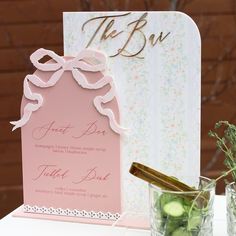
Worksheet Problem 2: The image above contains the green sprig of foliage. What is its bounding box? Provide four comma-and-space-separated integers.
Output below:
208, 121, 236, 182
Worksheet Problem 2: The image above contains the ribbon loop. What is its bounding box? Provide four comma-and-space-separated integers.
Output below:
11, 48, 126, 135
30, 48, 64, 71
73, 49, 107, 72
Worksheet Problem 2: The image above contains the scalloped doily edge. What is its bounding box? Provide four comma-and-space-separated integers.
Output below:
23, 205, 121, 221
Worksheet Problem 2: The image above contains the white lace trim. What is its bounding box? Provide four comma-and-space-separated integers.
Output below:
23, 205, 120, 220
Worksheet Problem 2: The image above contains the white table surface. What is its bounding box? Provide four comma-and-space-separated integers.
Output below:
0, 196, 227, 236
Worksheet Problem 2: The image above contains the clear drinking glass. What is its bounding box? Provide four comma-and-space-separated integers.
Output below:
149, 177, 215, 236
226, 182, 236, 236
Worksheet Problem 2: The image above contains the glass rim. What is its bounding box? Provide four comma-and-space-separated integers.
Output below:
226, 181, 236, 192
149, 176, 215, 194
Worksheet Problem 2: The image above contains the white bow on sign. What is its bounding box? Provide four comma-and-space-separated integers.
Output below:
10, 48, 126, 135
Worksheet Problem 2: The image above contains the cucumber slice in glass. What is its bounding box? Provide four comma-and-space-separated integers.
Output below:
163, 201, 185, 217
172, 227, 192, 236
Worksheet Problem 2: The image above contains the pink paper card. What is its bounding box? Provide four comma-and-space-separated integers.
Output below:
12, 49, 123, 220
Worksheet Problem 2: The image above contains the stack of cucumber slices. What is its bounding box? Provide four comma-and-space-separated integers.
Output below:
154, 192, 204, 236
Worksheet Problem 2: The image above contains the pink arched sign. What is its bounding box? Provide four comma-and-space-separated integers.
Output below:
12, 48, 123, 220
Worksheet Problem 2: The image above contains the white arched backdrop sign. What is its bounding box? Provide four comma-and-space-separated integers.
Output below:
63, 11, 201, 218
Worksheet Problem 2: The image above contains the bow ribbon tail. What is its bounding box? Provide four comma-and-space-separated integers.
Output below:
94, 96, 127, 135
72, 69, 126, 135
10, 69, 63, 130
93, 81, 127, 135
10, 102, 41, 131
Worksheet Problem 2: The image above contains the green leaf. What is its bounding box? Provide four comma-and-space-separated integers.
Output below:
209, 120, 236, 181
